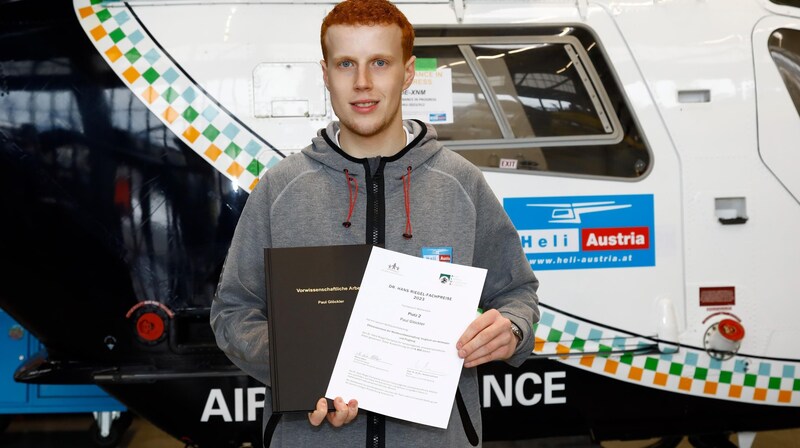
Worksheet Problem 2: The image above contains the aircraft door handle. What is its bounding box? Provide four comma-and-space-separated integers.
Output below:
718, 217, 748, 225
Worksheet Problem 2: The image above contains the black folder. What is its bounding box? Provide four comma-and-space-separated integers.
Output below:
264, 244, 373, 413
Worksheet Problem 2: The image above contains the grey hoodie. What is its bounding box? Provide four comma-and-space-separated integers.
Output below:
211, 119, 539, 447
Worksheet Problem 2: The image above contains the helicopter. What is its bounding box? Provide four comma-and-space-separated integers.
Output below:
1, 0, 800, 447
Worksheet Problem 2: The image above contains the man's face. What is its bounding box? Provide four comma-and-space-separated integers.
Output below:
322, 24, 415, 142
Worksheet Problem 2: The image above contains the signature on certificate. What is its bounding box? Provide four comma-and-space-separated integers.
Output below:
354, 351, 392, 371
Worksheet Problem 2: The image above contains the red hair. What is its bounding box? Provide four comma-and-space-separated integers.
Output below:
321, 0, 415, 62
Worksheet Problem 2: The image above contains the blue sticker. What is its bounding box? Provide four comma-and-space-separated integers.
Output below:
422, 247, 453, 263
428, 113, 447, 122
504, 194, 655, 270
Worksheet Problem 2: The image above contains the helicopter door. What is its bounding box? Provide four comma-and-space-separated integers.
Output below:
411, 13, 684, 354
753, 17, 800, 204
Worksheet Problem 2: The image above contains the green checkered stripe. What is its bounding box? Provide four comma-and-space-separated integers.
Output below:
75, 0, 280, 192
533, 308, 800, 406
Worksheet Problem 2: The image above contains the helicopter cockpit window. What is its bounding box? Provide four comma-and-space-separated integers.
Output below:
471, 43, 614, 139
768, 28, 800, 119
412, 27, 650, 179
411, 46, 503, 141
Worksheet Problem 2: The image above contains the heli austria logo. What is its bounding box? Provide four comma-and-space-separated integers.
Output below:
503, 194, 655, 271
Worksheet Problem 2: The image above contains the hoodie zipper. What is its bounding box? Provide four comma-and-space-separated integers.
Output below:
317, 123, 430, 447
363, 158, 385, 448
365, 159, 386, 247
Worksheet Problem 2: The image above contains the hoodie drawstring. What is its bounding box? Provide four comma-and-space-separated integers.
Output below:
343, 169, 358, 228
402, 166, 412, 239
343, 166, 412, 239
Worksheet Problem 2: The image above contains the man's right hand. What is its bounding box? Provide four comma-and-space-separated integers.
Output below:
308, 397, 359, 427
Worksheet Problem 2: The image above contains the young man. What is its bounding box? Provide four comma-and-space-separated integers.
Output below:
211, 0, 540, 446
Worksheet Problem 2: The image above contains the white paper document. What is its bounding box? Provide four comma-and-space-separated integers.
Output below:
326, 246, 487, 428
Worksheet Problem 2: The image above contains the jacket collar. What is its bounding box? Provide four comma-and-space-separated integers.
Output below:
303, 119, 442, 179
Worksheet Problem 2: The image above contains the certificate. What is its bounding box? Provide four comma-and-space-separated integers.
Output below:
326, 246, 487, 428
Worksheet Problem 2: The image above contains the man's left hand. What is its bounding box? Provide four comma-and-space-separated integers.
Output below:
457, 309, 518, 368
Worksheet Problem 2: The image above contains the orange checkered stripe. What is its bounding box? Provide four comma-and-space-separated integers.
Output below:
532, 309, 800, 406
75, 0, 281, 192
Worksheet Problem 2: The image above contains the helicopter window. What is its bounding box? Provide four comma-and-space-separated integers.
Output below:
409, 45, 503, 141
413, 27, 650, 179
769, 28, 800, 119
471, 43, 615, 140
